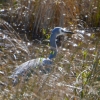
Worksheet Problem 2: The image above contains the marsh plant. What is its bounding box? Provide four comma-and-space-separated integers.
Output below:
0, 18, 100, 100
0, 0, 100, 39
0, 0, 100, 100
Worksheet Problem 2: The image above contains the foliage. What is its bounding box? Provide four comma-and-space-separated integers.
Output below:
0, 18, 100, 99
0, 0, 100, 100
0, 0, 100, 39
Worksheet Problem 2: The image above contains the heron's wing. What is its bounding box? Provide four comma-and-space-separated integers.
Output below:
9, 58, 52, 79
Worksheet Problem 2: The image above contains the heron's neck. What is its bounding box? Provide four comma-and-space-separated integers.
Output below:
48, 32, 58, 59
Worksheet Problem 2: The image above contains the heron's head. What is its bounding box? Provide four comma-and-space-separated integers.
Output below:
50, 27, 74, 47
51, 27, 74, 37
49, 27, 74, 59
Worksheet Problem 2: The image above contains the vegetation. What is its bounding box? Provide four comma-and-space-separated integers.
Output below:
0, 0, 100, 100
0, 0, 100, 38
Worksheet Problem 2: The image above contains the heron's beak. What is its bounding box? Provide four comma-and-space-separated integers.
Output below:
61, 28, 74, 34
66, 31, 74, 34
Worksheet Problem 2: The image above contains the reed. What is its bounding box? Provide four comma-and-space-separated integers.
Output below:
0, 0, 99, 38
0, 0, 100, 100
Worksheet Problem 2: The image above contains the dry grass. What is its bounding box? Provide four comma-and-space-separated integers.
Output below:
0, 0, 100, 100
0, 18, 100, 99
0, 0, 100, 39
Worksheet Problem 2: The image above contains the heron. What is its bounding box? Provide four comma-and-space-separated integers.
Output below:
9, 27, 74, 85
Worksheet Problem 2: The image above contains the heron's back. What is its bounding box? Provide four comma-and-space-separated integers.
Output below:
9, 58, 52, 85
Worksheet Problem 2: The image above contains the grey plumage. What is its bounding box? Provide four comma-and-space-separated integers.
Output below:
9, 58, 52, 85
9, 27, 74, 85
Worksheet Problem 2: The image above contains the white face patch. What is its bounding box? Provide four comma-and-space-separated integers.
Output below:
57, 28, 66, 37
